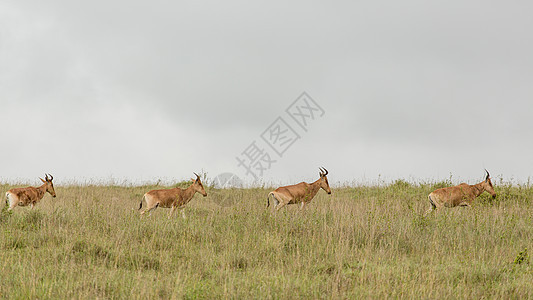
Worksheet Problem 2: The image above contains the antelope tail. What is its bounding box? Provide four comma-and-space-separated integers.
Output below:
428, 195, 436, 209
424, 194, 437, 216
267, 192, 271, 207
139, 195, 145, 210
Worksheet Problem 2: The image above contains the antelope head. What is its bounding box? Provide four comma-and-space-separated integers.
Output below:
481, 169, 496, 199
318, 167, 331, 195
192, 173, 208, 197
40, 173, 56, 198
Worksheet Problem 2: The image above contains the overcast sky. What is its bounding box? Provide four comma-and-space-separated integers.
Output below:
1, 1, 532, 186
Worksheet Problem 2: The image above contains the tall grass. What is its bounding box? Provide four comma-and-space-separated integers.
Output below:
0, 181, 532, 298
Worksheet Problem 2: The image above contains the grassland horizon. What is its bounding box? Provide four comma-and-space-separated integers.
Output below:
1, 179, 532, 298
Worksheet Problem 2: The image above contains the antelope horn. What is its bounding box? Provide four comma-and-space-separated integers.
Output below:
44, 174, 49, 181
193, 172, 200, 179
322, 167, 328, 176
484, 169, 490, 180
49, 173, 53, 181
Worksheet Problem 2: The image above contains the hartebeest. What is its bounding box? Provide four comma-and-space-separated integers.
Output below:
267, 167, 332, 211
139, 173, 207, 218
5, 174, 56, 211
425, 170, 496, 215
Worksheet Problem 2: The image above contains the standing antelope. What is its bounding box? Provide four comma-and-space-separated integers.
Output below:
4, 174, 56, 211
267, 167, 332, 211
139, 173, 207, 218
425, 170, 496, 215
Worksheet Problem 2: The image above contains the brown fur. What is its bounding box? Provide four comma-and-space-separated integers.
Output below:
5, 174, 56, 211
267, 167, 332, 211
139, 173, 207, 218
426, 170, 496, 214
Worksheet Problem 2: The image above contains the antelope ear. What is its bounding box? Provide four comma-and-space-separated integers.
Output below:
40, 178, 46, 183
191, 178, 196, 182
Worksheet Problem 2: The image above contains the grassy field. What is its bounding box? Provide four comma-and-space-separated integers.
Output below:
0, 179, 532, 299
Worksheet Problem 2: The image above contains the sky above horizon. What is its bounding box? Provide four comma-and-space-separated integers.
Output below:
1, 1, 532, 186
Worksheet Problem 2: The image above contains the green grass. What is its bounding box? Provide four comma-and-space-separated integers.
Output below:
0, 181, 532, 299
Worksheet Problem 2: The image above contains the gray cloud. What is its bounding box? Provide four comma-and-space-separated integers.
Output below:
1, 0, 532, 184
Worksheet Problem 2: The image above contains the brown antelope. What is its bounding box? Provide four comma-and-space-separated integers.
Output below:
425, 170, 496, 215
139, 173, 207, 218
267, 167, 331, 211
5, 174, 56, 211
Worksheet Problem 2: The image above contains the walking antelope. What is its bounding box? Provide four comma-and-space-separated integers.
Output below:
5, 174, 56, 211
139, 173, 207, 218
425, 170, 496, 215
267, 167, 331, 211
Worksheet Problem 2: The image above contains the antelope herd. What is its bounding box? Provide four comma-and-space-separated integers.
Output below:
2, 169, 499, 218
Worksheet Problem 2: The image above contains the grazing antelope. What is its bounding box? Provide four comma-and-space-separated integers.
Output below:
5, 174, 56, 211
425, 170, 496, 215
139, 173, 207, 218
267, 167, 332, 211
